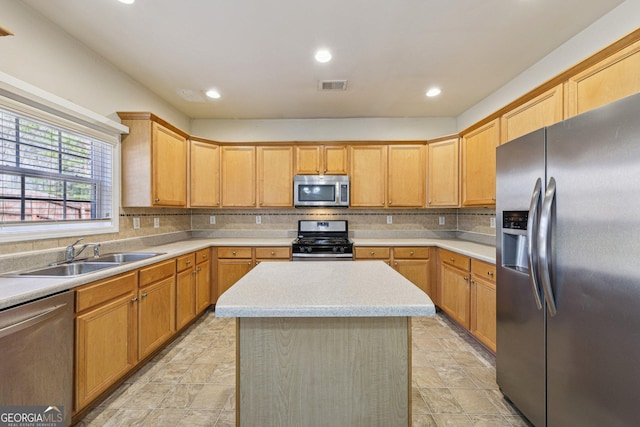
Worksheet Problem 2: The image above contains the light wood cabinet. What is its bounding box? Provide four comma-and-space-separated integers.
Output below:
189, 139, 220, 208
216, 247, 254, 298
388, 145, 426, 207
176, 253, 196, 330
439, 249, 471, 329
566, 38, 640, 118
501, 84, 564, 144
354, 246, 391, 263
255, 246, 291, 263
257, 146, 294, 207
118, 113, 188, 207
295, 145, 348, 175
349, 145, 387, 207
470, 259, 496, 351
427, 136, 459, 207
195, 248, 211, 314
461, 118, 499, 206
74, 272, 137, 412
392, 247, 433, 299
138, 260, 176, 360
221, 146, 256, 207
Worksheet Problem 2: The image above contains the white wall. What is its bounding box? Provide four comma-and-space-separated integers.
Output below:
0, 0, 190, 130
190, 117, 457, 142
457, 0, 640, 131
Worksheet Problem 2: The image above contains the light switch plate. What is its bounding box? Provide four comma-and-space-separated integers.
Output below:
256, 215, 262, 224
439, 216, 445, 225
386, 215, 392, 224
490, 217, 496, 228
154, 217, 160, 228
133, 217, 140, 229
209, 215, 216, 225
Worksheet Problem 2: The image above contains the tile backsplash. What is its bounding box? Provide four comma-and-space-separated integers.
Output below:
0, 207, 496, 256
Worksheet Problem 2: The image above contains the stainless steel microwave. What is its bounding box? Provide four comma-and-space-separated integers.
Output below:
294, 175, 349, 207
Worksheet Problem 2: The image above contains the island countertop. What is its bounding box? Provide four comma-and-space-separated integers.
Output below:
215, 260, 436, 318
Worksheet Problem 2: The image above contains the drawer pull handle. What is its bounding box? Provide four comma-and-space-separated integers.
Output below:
197, 267, 202, 272
186, 260, 191, 265
141, 292, 148, 298
131, 297, 138, 303
487, 271, 494, 276
463, 276, 469, 281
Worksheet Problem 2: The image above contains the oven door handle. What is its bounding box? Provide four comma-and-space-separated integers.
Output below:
292, 253, 353, 258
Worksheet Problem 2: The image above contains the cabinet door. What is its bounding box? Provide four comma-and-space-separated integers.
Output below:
138, 276, 176, 359
196, 258, 211, 314
388, 145, 425, 207
221, 146, 256, 207
470, 275, 496, 352
176, 267, 196, 330
75, 293, 137, 410
427, 137, 459, 207
295, 145, 321, 174
257, 146, 293, 207
566, 39, 640, 118
461, 118, 499, 206
349, 145, 387, 207
501, 84, 563, 144
217, 259, 253, 296
190, 140, 220, 207
324, 145, 348, 175
152, 122, 187, 206
394, 259, 432, 297
440, 263, 471, 329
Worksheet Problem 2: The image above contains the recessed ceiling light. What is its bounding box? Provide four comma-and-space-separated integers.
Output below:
205, 89, 221, 99
315, 49, 332, 63
426, 87, 441, 97
118, 0, 135, 4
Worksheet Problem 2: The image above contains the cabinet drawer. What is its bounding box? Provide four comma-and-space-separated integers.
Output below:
393, 247, 430, 259
440, 249, 470, 271
355, 247, 391, 260
471, 259, 496, 283
255, 247, 290, 259
196, 248, 210, 263
217, 247, 253, 259
76, 272, 137, 312
177, 253, 195, 272
139, 259, 176, 287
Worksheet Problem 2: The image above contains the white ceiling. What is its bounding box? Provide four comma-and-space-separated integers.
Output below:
22, 0, 625, 120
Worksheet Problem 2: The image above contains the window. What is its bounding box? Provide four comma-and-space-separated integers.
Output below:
0, 108, 113, 223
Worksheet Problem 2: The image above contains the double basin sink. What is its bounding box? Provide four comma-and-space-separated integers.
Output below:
13, 252, 165, 277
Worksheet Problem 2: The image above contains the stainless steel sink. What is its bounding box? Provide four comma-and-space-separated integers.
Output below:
16, 262, 121, 277
91, 252, 165, 263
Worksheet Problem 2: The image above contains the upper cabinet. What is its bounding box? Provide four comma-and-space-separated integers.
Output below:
221, 146, 256, 207
295, 144, 348, 175
257, 146, 294, 207
118, 113, 188, 207
350, 145, 387, 207
461, 118, 499, 207
566, 38, 640, 118
388, 145, 426, 208
500, 84, 563, 144
189, 139, 220, 208
427, 137, 459, 208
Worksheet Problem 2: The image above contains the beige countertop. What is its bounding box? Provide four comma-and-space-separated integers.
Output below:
0, 236, 494, 310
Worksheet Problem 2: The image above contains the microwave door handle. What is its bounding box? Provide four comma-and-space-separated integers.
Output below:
538, 177, 558, 317
336, 183, 340, 203
527, 178, 543, 310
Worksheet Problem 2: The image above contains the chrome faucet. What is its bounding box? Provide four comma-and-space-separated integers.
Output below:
64, 238, 101, 262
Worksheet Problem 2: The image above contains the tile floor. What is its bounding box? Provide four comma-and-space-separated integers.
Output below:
75, 310, 531, 427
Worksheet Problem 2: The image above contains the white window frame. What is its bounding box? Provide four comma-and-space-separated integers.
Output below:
0, 71, 127, 243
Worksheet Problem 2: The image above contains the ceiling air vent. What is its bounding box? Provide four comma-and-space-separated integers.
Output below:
318, 80, 348, 91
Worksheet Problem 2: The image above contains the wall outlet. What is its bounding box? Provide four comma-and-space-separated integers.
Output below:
256, 215, 262, 224
209, 215, 216, 225
438, 216, 445, 225
490, 217, 496, 228
154, 217, 160, 228
386, 215, 393, 224
132, 217, 140, 229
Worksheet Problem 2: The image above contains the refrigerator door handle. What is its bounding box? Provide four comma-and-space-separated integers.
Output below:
539, 177, 558, 316
527, 178, 543, 310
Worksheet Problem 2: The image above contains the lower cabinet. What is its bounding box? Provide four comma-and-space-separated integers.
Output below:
470, 259, 497, 351
176, 253, 197, 330
74, 272, 138, 412
195, 248, 211, 314
439, 250, 471, 329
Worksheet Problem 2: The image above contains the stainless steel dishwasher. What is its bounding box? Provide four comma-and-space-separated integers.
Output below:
0, 291, 73, 427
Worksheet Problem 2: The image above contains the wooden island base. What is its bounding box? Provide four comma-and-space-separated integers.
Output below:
237, 316, 412, 427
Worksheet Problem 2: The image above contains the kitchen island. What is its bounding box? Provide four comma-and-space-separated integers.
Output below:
215, 261, 435, 427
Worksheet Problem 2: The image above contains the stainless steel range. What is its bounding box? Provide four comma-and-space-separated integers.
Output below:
292, 220, 353, 261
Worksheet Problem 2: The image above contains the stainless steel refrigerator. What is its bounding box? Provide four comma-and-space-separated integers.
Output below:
496, 92, 640, 427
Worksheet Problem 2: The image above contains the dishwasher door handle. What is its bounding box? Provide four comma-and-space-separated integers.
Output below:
0, 301, 69, 339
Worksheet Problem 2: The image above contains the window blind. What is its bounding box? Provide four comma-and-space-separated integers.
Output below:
0, 107, 113, 223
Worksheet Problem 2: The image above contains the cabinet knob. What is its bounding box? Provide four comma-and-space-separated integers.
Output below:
470, 279, 475, 284
394, 262, 398, 266
488, 271, 494, 276
154, 197, 160, 202
428, 200, 432, 205
186, 259, 191, 265
323, 169, 327, 174
141, 292, 148, 298
370, 251, 375, 256
232, 251, 237, 256
247, 262, 252, 265
197, 267, 202, 272
463, 276, 469, 281
271, 251, 275, 256
410, 251, 414, 256
216, 201, 220, 206
450, 257, 455, 262
192, 270, 197, 275
131, 297, 138, 303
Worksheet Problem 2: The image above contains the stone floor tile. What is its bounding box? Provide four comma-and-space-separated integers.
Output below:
432, 413, 474, 426
140, 408, 187, 426
189, 384, 235, 410
176, 410, 220, 427
420, 388, 465, 414
160, 383, 204, 409
448, 388, 501, 414
412, 413, 438, 427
